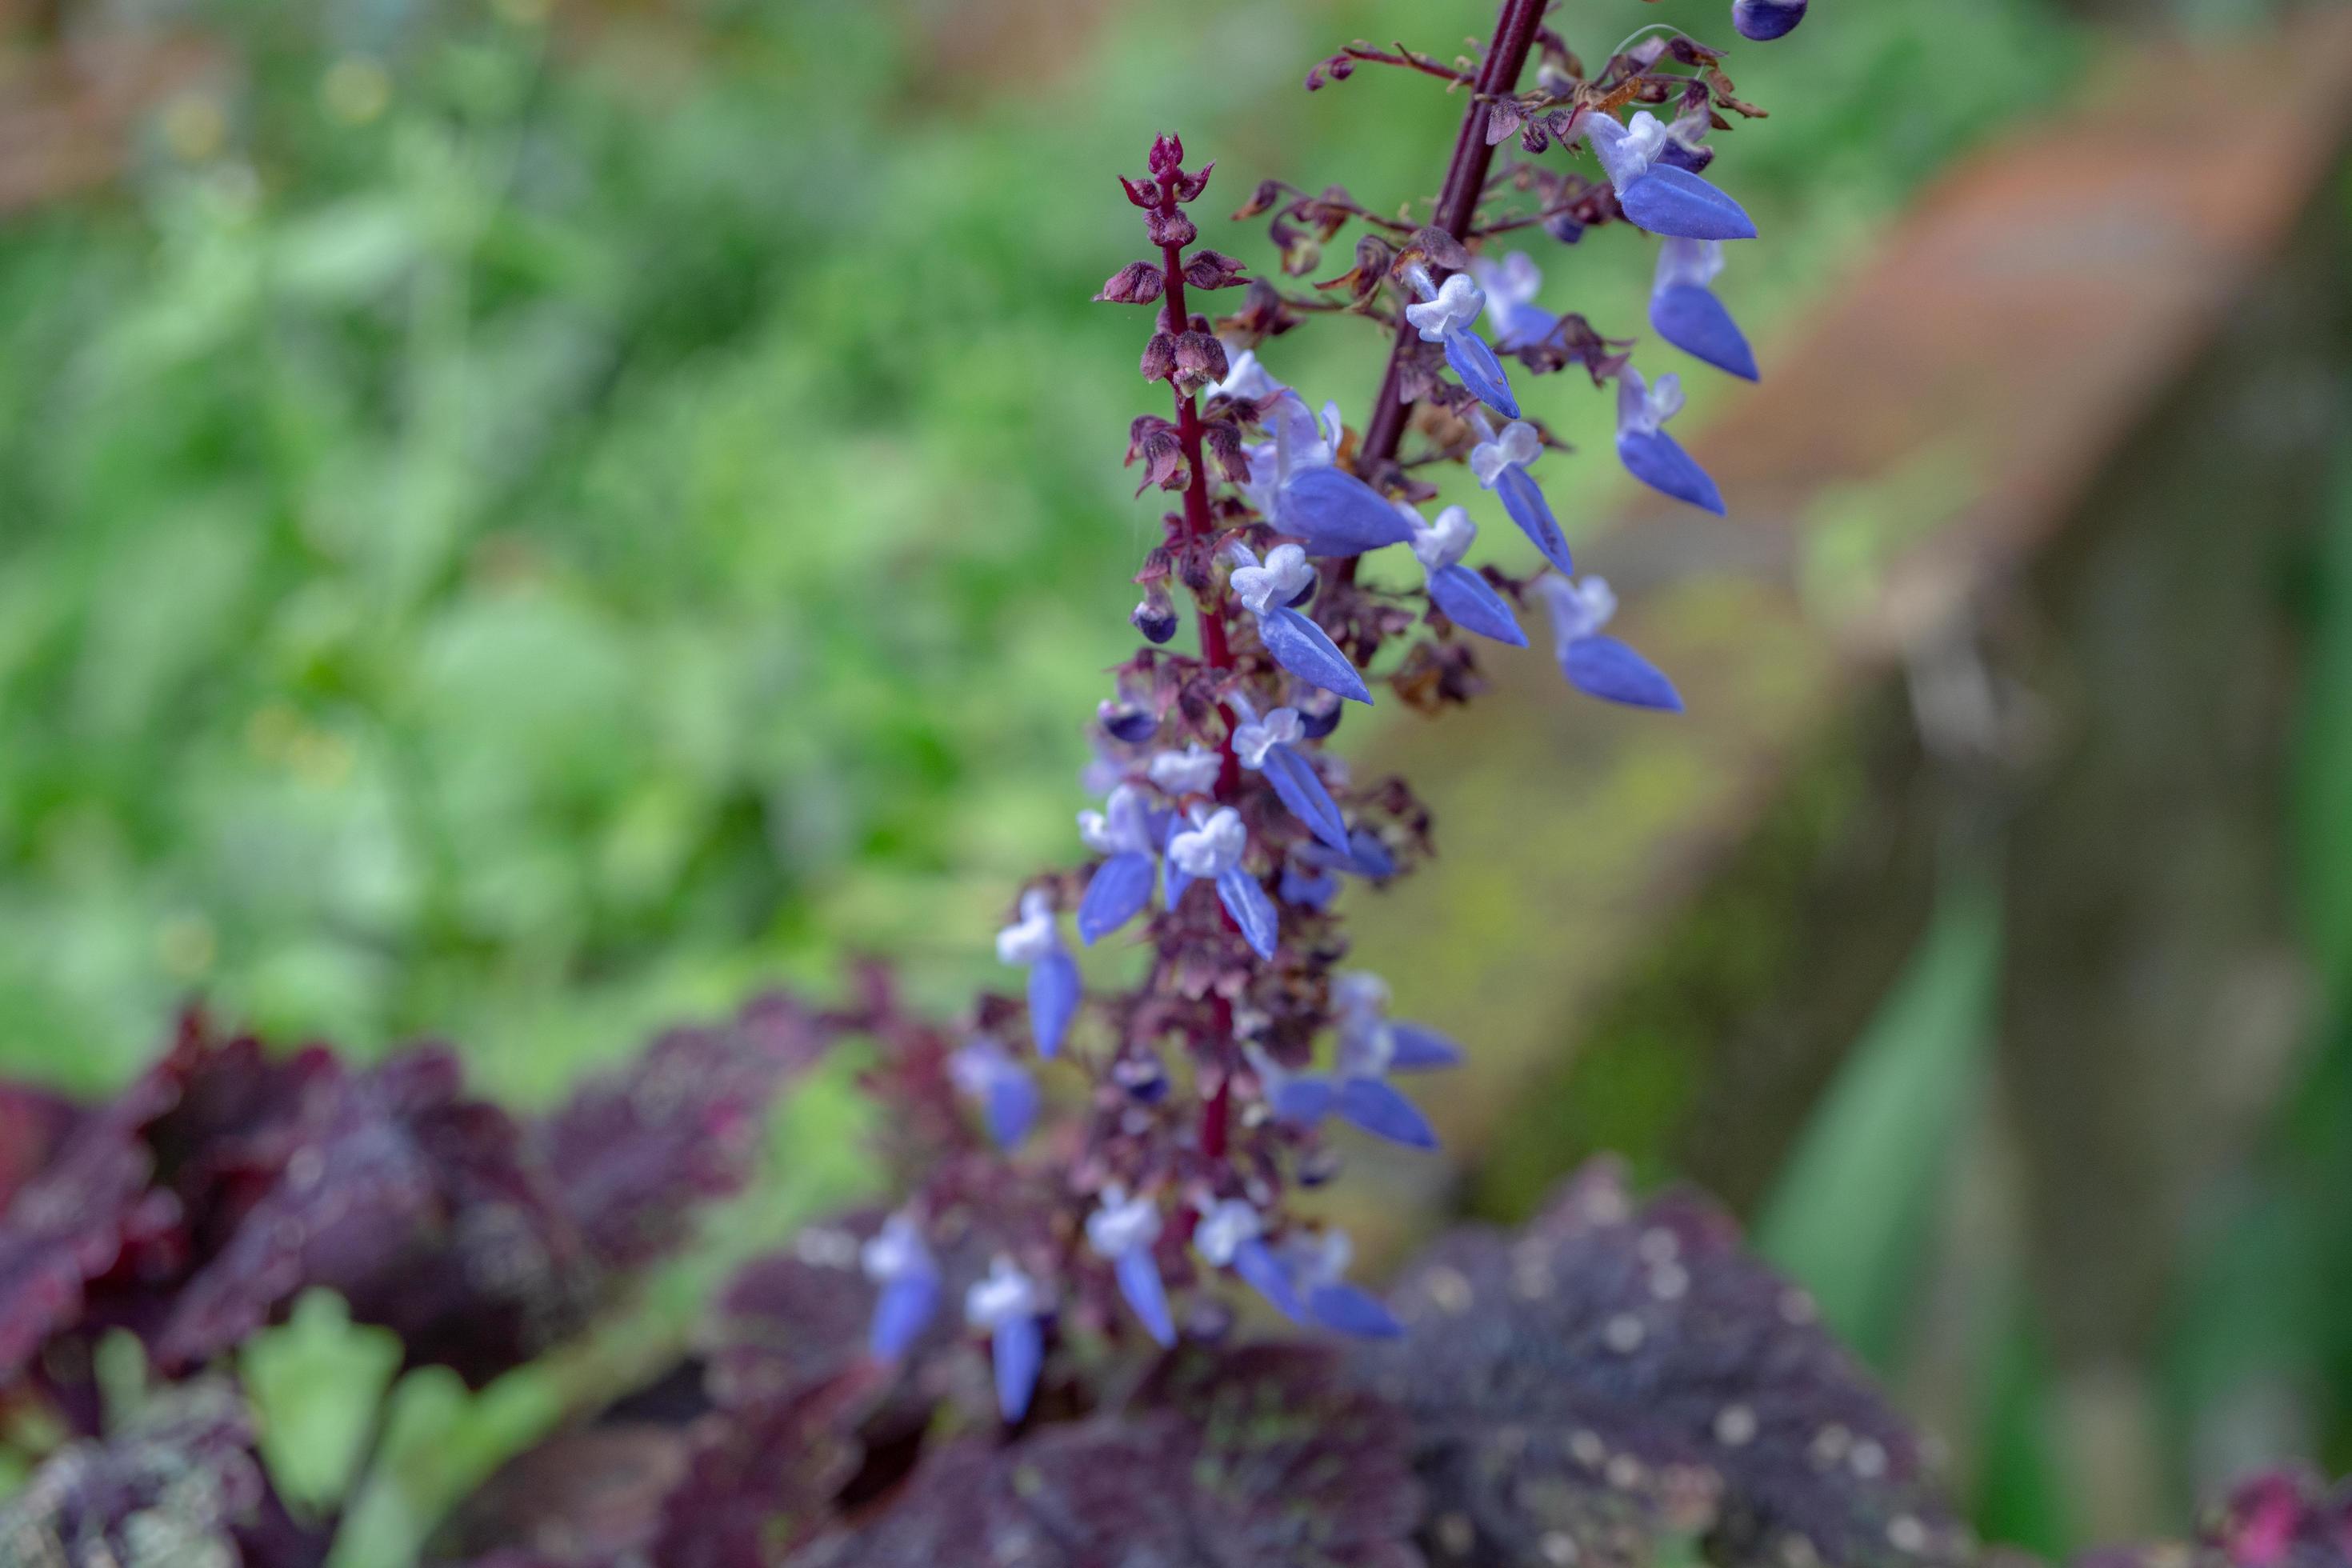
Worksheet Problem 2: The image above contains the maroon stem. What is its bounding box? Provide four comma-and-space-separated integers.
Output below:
1355, 0, 1551, 471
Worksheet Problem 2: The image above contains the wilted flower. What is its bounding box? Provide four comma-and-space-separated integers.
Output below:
1650, 238, 1758, 382
1535, 574, 1683, 711
1615, 366, 1726, 514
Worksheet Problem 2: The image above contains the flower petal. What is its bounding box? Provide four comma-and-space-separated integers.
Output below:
1215, 866, 1280, 961
1734, 0, 1808, 39
1386, 1022, 1466, 1072
1280, 466, 1418, 558
1114, 1246, 1177, 1347
1650, 283, 1758, 382
1308, 1282, 1405, 1339
1260, 606, 1373, 705
991, 1313, 1043, 1422
1233, 1237, 1305, 1322
1262, 744, 1352, 853
1428, 564, 1529, 648
1162, 815, 1196, 911
1562, 634, 1684, 711
1336, 1077, 1439, 1150
1616, 428, 1726, 515
1269, 1073, 1337, 1126
985, 1069, 1039, 1150
1078, 852, 1157, 945
1495, 466, 1574, 576
869, 1270, 939, 1362
1279, 862, 1340, 909
1618, 167, 1758, 242
1443, 326, 1520, 419
1029, 950, 1081, 1058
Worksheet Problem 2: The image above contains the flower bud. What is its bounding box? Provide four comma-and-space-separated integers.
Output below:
1094, 261, 1165, 304
1146, 209, 1198, 249
1732, 0, 1807, 39
1097, 700, 1159, 745
1132, 586, 1178, 645
1296, 690, 1343, 740
1147, 132, 1184, 180
1139, 333, 1177, 382
1173, 331, 1230, 385
1182, 250, 1248, 290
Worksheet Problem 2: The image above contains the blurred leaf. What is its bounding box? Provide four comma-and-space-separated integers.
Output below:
242, 1289, 404, 1514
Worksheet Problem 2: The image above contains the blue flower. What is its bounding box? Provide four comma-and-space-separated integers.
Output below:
996, 889, 1081, 1058
1222, 365, 1414, 558
1278, 856, 1341, 909
1230, 698, 1351, 852
1228, 542, 1371, 704
1255, 972, 1442, 1152
1583, 110, 1758, 242
1284, 1227, 1404, 1339
1403, 269, 1519, 419
1468, 414, 1574, 576
965, 1256, 1050, 1423
1734, 0, 1808, 40
1194, 1198, 1302, 1322
1146, 744, 1222, 797
1470, 251, 1558, 352
1333, 971, 1466, 1072
1615, 366, 1725, 515
1401, 502, 1526, 648
948, 1036, 1040, 1150
860, 1210, 941, 1362
1296, 825, 1397, 882
1076, 784, 1162, 945
1650, 238, 1757, 382
1170, 805, 1278, 960
1085, 1185, 1174, 1346
1535, 575, 1683, 711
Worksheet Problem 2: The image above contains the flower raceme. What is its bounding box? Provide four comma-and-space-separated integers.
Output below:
864, 8, 1786, 1415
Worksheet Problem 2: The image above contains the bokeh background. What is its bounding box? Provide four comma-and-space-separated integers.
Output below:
2, 0, 2348, 1560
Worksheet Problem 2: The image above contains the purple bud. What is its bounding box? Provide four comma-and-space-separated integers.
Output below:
1132, 588, 1178, 645
1147, 132, 1185, 179
1098, 700, 1159, 744
1733, 0, 1808, 40
1295, 691, 1342, 740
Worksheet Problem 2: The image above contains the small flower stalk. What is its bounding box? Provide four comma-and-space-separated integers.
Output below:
854, 5, 1786, 1420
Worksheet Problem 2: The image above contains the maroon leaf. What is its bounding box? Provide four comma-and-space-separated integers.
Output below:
0, 1084, 81, 1214
1354, 1160, 1965, 1568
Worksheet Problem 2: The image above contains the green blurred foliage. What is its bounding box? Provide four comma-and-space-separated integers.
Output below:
0, 0, 2077, 1098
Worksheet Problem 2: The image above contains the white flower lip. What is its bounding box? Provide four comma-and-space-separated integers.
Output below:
1229, 542, 1314, 616
1232, 707, 1304, 770
1403, 273, 1486, 343
1170, 806, 1247, 878
994, 887, 1062, 965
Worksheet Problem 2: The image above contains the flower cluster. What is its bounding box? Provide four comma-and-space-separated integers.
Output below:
854, 2, 1798, 1423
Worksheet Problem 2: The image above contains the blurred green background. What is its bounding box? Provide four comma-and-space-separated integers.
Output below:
2, 0, 2347, 1561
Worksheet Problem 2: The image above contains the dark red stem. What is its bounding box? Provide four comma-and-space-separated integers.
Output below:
1356, 0, 1551, 471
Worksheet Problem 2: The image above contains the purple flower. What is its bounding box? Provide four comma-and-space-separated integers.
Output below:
948, 1037, 1040, 1150
1535, 575, 1683, 712
1258, 972, 1442, 1152
860, 1210, 941, 1362
1077, 784, 1161, 945
1231, 698, 1352, 852
1403, 268, 1520, 419
1170, 806, 1278, 960
1085, 1185, 1174, 1346
1470, 251, 1558, 352
1583, 110, 1758, 242
1401, 502, 1526, 648
1734, 0, 1808, 40
1194, 1198, 1302, 1322
1469, 414, 1574, 576
1615, 366, 1725, 515
1650, 238, 1758, 382
1228, 542, 1371, 704
996, 890, 1081, 1057
1285, 1227, 1404, 1339
965, 1256, 1050, 1423
1224, 364, 1413, 558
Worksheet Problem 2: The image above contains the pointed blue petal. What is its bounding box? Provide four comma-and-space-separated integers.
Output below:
1442, 326, 1520, 419
1618, 167, 1758, 242
1492, 301, 1560, 354
1428, 564, 1529, 648
1232, 1238, 1304, 1322
1262, 744, 1351, 853
1345, 827, 1396, 880
1650, 283, 1758, 382
985, 1069, 1039, 1150
1269, 1074, 1337, 1126
1562, 634, 1684, 712
1114, 1246, 1177, 1347
1336, 1077, 1439, 1150
1308, 1282, 1405, 1339
1029, 950, 1081, 1058
1617, 427, 1726, 515
991, 1314, 1043, 1422
869, 1270, 939, 1362
1386, 1022, 1466, 1072
1280, 466, 1418, 558
1260, 606, 1372, 705
1078, 852, 1156, 945
1162, 815, 1195, 911
1215, 866, 1279, 961
1496, 466, 1574, 575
